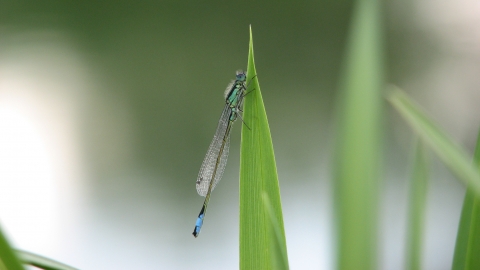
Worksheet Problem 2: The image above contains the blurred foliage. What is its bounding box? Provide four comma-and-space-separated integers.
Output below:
452, 130, 480, 270
0, 226, 23, 270
406, 141, 429, 270
334, 0, 384, 268
388, 88, 480, 196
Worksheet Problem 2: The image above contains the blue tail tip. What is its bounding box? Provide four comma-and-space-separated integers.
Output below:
193, 226, 200, 238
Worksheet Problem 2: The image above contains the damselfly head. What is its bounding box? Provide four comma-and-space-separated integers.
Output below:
235, 70, 247, 81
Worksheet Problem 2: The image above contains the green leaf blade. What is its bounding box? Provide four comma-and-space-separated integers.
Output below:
0, 226, 24, 270
387, 88, 480, 196
333, 0, 384, 269
406, 141, 429, 270
239, 26, 289, 270
452, 129, 480, 270
17, 250, 78, 270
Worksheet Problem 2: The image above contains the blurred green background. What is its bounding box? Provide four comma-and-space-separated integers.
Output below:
0, 1, 479, 269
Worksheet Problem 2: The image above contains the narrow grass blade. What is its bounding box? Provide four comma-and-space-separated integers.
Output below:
16, 250, 78, 270
406, 141, 429, 270
452, 129, 480, 270
0, 226, 24, 270
387, 88, 480, 196
239, 26, 289, 270
333, 0, 384, 269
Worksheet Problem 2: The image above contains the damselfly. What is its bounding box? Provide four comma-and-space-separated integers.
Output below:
192, 70, 248, 238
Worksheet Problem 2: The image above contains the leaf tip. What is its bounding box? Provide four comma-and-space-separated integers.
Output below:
249, 25, 253, 48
